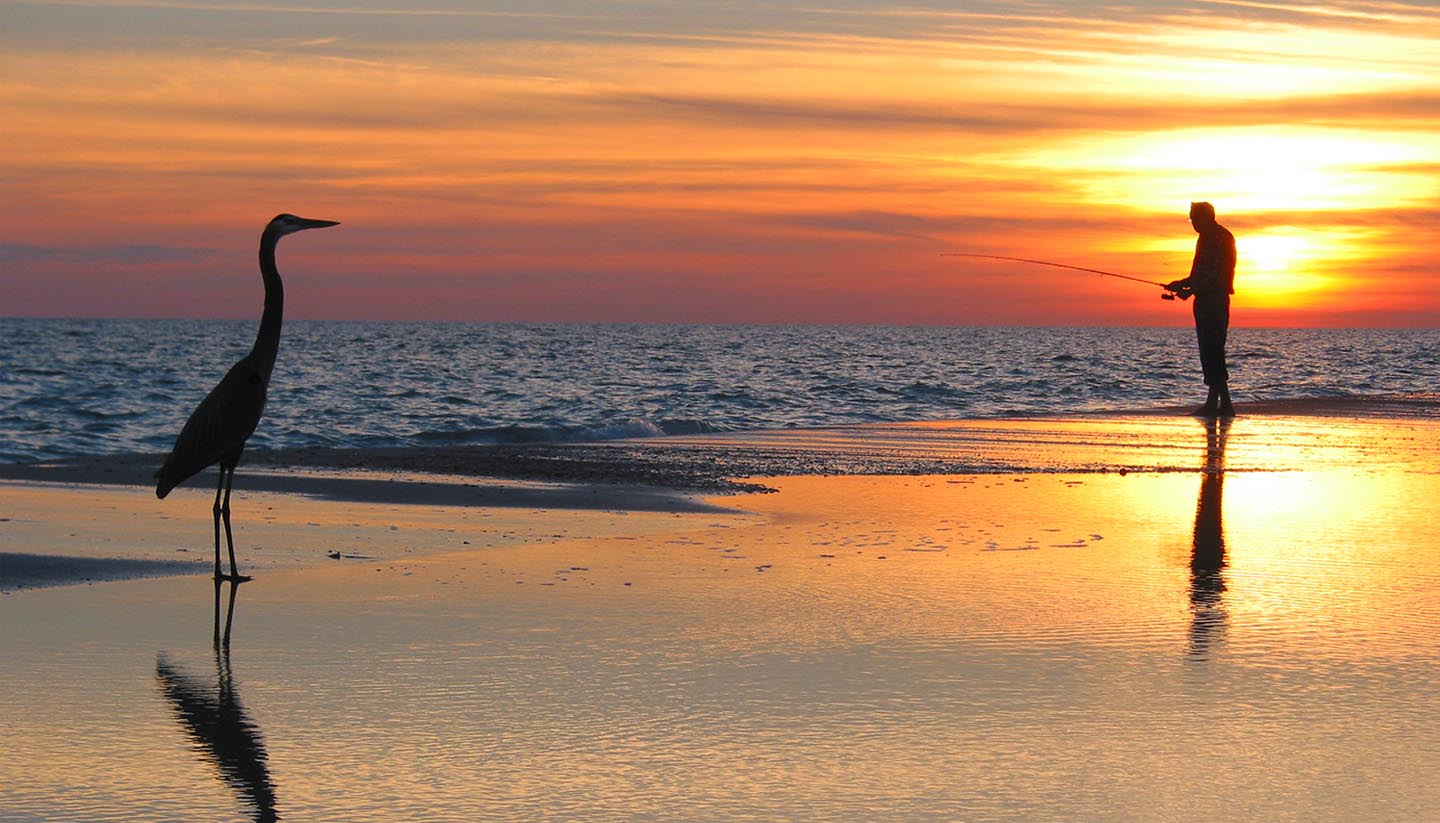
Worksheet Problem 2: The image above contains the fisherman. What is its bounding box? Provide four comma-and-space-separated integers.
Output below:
1166, 201, 1236, 417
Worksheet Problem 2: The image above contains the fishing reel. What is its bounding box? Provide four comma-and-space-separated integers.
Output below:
1161, 285, 1193, 302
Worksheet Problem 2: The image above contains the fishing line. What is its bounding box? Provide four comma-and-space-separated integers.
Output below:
940, 253, 1170, 288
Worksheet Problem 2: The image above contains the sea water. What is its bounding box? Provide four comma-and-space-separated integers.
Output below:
2, 319, 1438, 462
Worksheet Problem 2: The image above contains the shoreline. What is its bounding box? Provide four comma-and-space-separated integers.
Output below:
3, 399, 1437, 496
4, 407, 1439, 593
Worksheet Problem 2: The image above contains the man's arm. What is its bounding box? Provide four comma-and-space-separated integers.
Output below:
1167, 233, 1216, 299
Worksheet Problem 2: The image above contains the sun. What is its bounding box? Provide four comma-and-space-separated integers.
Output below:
1122, 224, 1367, 313
1236, 231, 1325, 307
1231, 225, 1403, 312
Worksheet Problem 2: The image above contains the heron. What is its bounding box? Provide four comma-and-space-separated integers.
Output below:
155, 213, 339, 582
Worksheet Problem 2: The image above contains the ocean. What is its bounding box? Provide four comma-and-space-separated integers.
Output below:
2, 318, 1437, 463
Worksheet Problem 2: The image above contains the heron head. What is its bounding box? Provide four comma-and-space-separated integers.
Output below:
267, 213, 340, 237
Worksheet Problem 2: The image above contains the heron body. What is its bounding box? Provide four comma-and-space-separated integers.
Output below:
154, 355, 269, 499
156, 213, 338, 581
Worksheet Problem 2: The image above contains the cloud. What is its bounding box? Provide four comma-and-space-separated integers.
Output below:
771, 209, 1175, 243
600, 87, 1440, 136
0, 243, 218, 265
8, 0, 1430, 56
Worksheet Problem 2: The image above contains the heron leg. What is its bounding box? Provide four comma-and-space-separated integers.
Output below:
212, 577, 223, 647
212, 578, 238, 655
219, 466, 252, 583
211, 470, 226, 580
221, 577, 238, 648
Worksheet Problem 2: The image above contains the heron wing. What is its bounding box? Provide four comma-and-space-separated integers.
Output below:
155, 357, 269, 498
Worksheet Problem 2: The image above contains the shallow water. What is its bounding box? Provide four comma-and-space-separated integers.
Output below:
3, 319, 1438, 462
3, 419, 1439, 821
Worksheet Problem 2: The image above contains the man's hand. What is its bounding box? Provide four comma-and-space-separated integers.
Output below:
1165, 279, 1194, 301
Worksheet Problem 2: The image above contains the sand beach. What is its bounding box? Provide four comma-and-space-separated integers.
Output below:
3, 408, 1440, 821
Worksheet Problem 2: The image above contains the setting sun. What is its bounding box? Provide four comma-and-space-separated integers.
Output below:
1236, 230, 1339, 308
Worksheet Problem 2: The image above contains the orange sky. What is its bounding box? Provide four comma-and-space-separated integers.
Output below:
2, 1, 1438, 326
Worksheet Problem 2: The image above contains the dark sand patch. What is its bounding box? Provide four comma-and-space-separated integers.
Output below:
0, 455, 744, 513
1, 552, 204, 591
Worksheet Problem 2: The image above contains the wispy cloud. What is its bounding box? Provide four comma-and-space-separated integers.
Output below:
0, 243, 218, 265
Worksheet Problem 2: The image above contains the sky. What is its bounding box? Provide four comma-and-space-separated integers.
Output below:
2, 0, 1439, 327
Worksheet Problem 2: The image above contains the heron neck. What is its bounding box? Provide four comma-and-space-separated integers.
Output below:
252, 234, 284, 380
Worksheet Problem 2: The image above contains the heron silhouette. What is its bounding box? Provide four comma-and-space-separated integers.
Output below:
155, 214, 339, 582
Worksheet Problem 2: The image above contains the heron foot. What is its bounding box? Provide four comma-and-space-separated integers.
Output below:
215, 572, 254, 583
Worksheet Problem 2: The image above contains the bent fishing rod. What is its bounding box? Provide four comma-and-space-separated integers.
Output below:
941, 253, 1188, 300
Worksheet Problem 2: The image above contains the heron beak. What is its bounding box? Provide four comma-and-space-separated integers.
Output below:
297, 218, 340, 230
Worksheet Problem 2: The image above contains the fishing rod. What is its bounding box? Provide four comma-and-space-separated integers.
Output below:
941, 253, 1187, 300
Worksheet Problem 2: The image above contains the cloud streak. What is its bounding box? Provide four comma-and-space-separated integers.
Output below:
0, 243, 218, 265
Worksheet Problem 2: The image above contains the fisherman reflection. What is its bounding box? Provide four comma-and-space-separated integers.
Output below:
156, 580, 278, 822
1188, 417, 1230, 660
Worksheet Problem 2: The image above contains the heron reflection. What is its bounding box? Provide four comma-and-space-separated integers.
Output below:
156, 580, 278, 822
1188, 417, 1230, 660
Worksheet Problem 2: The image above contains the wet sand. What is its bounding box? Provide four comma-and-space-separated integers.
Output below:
3, 412, 1440, 820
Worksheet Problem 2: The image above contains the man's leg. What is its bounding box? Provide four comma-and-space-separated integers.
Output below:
1194, 296, 1231, 415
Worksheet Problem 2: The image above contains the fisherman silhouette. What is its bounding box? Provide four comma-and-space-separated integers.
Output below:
1166, 202, 1236, 417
